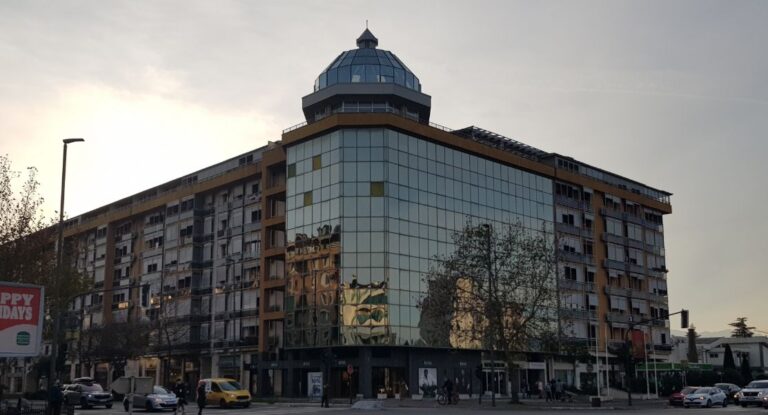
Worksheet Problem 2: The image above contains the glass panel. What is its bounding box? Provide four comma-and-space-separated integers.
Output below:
365, 65, 380, 83
351, 65, 364, 83
338, 66, 351, 83
394, 68, 405, 86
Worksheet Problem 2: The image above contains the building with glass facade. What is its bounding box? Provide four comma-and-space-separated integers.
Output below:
49, 29, 672, 399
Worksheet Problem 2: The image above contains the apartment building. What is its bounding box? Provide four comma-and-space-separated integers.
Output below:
56, 29, 672, 397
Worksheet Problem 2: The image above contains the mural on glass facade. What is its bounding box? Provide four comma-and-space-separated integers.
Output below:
285, 128, 554, 349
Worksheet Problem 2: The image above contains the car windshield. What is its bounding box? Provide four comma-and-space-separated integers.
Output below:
219, 381, 242, 391
81, 384, 103, 392
153, 386, 170, 395
681, 387, 698, 394
747, 381, 768, 389
693, 388, 710, 394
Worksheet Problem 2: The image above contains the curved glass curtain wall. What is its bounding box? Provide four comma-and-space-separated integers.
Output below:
314, 48, 421, 92
284, 128, 554, 348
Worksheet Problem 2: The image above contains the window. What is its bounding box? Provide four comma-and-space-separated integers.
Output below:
586, 269, 595, 283
627, 223, 643, 241
251, 209, 262, 223
583, 241, 593, 256
605, 218, 623, 236
564, 266, 577, 281
147, 263, 158, 273
303, 191, 313, 206
370, 182, 385, 197
251, 183, 260, 195
607, 243, 623, 261
312, 155, 322, 170
561, 214, 574, 225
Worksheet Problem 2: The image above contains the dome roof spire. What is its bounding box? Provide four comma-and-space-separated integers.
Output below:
356, 28, 378, 49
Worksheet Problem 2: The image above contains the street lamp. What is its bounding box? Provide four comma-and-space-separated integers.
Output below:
210, 284, 224, 378
49, 137, 84, 389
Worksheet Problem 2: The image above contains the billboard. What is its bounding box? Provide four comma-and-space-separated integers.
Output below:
0, 282, 45, 357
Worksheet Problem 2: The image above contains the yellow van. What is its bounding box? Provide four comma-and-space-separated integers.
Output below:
200, 378, 251, 408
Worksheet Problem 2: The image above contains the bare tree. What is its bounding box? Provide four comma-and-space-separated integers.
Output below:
687, 325, 699, 363
152, 295, 191, 385
87, 321, 151, 379
420, 221, 559, 403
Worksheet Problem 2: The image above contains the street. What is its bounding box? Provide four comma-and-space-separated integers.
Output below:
71, 402, 768, 415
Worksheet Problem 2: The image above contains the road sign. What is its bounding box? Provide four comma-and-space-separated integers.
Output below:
347, 364, 354, 375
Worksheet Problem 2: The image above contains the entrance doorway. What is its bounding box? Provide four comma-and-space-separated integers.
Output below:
371, 367, 405, 397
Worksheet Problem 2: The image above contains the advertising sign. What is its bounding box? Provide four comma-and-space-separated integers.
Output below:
307, 372, 322, 398
0, 282, 44, 357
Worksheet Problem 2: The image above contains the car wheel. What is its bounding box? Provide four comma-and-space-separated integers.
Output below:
743, 404, 748, 408
723, 399, 727, 407
80, 397, 90, 409
706, 399, 711, 408
245, 402, 251, 408
684, 404, 689, 408
220, 399, 228, 408
106, 403, 112, 409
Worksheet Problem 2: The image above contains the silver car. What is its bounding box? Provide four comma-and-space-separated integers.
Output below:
122, 386, 178, 412
683, 387, 728, 408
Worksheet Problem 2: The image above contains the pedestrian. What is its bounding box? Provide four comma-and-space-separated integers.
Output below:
48, 380, 63, 415
556, 379, 564, 401
195, 381, 207, 415
521, 380, 528, 399
544, 381, 551, 402
320, 383, 329, 408
173, 378, 188, 414
537, 380, 543, 399
442, 377, 454, 404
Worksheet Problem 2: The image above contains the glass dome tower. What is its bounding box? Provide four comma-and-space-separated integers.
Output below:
302, 29, 431, 123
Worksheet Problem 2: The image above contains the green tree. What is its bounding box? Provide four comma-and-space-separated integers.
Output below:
687, 325, 699, 363
723, 344, 736, 370
730, 317, 755, 338
420, 221, 559, 403
740, 354, 753, 383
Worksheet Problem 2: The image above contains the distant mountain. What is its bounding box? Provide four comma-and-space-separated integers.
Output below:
671, 329, 732, 338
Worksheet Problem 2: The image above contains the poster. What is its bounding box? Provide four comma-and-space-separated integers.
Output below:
418, 367, 437, 397
308, 372, 323, 398
0, 283, 44, 357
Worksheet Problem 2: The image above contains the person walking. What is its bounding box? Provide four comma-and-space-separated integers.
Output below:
320, 383, 329, 408
544, 381, 551, 402
173, 378, 188, 414
48, 380, 63, 415
195, 381, 207, 415
442, 377, 454, 404
537, 380, 543, 399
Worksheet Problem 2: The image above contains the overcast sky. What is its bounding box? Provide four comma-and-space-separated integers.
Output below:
1, 1, 766, 334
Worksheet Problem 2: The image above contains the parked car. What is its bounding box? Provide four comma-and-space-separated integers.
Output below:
737, 380, 768, 407
714, 382, 741, 403
683, 387, 727, 408
122, 385, 178, 412
63, 381, 113, 409
199, 378, 251, 408
669, 386, 700, 406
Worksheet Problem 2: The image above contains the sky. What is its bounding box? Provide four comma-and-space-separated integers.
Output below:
1, 1, 766, 334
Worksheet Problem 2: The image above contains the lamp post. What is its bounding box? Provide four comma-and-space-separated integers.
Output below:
49, 138, 84, 389
210, 285, 224, 378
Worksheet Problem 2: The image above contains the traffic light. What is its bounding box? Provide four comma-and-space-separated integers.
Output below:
681, 309, 689, 329
475, 365, 483, 379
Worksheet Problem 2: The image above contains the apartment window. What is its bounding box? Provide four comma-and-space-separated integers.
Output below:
627, 223, 643, 241
147, 263, 158, 273
303, 191, 313, 206
607, 243, 623, 261
96, 228, 107, 239
605, 218, 623, 236
179, 225, 194, 238
561, 214, 575, 225
584, 217, 593, 230
287, 163, 296, 178
661, 333, 667, 345
251, 209, 262, 223
251, 183, 260, 195
627, 248, 644, 266
312, 155, 322, 170
148, 214, 164, 225
583, 241, 593, 256
268, 258, 285, 280
166, 205, 179, 216
604, 195, 621, 210
370, 182, 385, 197
586, 270, 595, 283
582, 191, 592, 204
113, 269, 122, 279
564, 266, 577, 281
180, 199, 194, 211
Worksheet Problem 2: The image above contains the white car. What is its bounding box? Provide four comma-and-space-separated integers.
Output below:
683, 387, 727, 408
737, 380, 768, 407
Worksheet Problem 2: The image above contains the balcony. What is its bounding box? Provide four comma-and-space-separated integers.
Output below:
559, 251, 594, 265
560, 279, 594, 292
560, 308, 597, 321
555, 222, 593, 239
603, 258, 625, 271
606, 312, 631, 324
555, 195, 592, 212
605, 285, 631, 297
600, 208, 623, 220
601, 233, 625, 245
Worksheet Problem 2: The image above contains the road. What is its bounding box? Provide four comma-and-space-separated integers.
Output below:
72, 402, 768, 415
